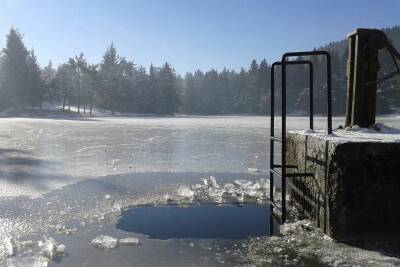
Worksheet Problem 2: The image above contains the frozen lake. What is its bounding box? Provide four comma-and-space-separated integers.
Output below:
0, 116, 276, 198
0, 115, 399, 266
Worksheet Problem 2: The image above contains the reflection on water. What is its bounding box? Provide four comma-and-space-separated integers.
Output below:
117, 204, 279, 239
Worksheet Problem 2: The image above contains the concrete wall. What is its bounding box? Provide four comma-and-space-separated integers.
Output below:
286, 132, 400, 239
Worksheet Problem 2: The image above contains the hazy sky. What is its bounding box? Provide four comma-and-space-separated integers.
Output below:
0, 0, 399, 74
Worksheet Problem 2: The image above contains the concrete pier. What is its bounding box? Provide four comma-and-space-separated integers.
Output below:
286, 128, 400, 239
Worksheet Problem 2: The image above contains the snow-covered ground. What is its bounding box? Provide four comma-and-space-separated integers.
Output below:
0, 116, 398, 266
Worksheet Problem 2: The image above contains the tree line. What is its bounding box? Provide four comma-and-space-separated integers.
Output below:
0, 28, 179, 115
0, 26, 399, 116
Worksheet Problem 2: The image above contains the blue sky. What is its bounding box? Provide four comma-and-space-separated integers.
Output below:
0, 0, 399, 74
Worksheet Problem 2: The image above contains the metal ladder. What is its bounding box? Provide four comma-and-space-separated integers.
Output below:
269, 51, 332, 230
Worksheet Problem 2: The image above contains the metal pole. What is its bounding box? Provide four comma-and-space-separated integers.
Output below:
309, 63, 314, 130
269, 63, 276, 233
281, 58, 287, 223
270, 63, 276, 202
326, 53, 332, 134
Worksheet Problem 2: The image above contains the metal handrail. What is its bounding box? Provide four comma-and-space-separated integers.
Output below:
270, 50, 332, 225
270, 60, 313, 228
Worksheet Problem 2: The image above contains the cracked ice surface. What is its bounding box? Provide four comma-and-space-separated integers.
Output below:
0, 116, 275, 198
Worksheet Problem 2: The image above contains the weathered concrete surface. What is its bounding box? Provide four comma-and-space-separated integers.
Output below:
286, 131, 400, 240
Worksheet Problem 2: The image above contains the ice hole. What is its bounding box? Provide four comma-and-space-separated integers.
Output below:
116, 204, 279, 239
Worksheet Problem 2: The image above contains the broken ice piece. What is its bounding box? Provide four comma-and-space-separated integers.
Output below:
259, 178, 270, 190
95, 213, 105, 220
164, 194, 174, 204
40, 237, 56, 259
236, 193, 245, 202
177, 185, 194, 198
55, 244, 66, 255
91, 235, 118, 249
112, 202, 122, 212
223, 183, 236, 192
233, 179, 252, 188
208, 188, 225, 203
201, 176, 219, 188
3, 237, 16, 257
247, 167, 259, 173
233, 179, 253, 190
119, 237, 140, 245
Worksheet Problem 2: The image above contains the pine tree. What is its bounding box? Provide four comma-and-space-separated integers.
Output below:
53, 63, 75, 111
246, 60, 260, 113
258, 59, 269, 114
26, 49, 44, 109
2, 28, 30, 110
41, 60, 57, 103
99, 43, 121, 114
159, 62, 179, 114
182, 72, 195, 113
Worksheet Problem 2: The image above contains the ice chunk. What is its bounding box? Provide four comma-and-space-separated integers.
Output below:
236, 193, 245, 202
40, 237, 56, 259
201, 176, 219, 189
248, 167, 259, 173
119, 237, 140, 245
223, 183, 236, 192
177, 185, 194, 198
112, 202, 123, 212
169, 177, 272, 205
164, 194, 174, 204
259, 178, 270, 190
208, 188, 225, 203
95, 213, 105, 220
2, 237, 16, 257
91, 235, 118, 249
233, 179, 253, 190
55, 244, 66, 255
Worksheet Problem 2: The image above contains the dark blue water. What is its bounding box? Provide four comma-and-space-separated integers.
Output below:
116, 204, 278, 239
